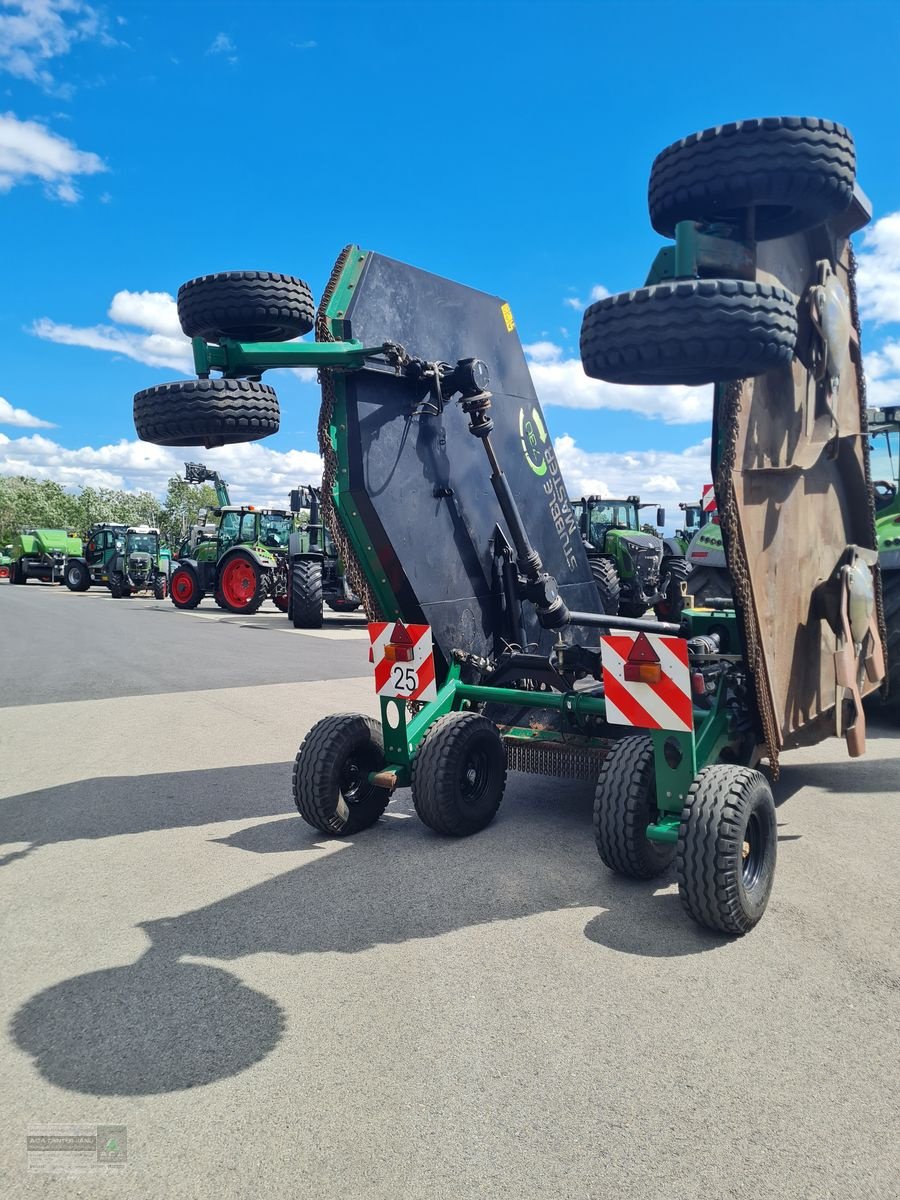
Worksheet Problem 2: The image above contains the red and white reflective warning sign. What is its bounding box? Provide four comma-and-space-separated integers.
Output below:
701, 483, 717, 513
368, 621, 438, 702
600, 631, 693, 732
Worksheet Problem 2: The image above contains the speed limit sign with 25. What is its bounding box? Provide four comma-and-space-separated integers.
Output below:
367, 621, 438, 702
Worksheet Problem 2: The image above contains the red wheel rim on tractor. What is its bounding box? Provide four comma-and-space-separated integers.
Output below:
171, 569, 196, 606
220, 556, 258, 610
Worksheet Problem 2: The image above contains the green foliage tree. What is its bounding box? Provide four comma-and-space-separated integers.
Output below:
0, 475, 164, 544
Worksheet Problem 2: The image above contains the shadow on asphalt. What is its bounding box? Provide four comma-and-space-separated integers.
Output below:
0, 763, 293, 868
774, 751, 899, 804
9, 769, 736, 1096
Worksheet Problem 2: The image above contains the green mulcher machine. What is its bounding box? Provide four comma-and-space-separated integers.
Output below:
9, 528, 81, 585
133, 116, 884, 935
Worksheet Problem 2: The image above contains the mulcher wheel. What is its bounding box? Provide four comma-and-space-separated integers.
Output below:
594, 735, 675, 879
133, 378, 279, 448
177, 271, 315, 343
656, 554, 691, 621
170, 565, 203, 609
216, 551, 264, 614
11, 559, 25, 585
649, 116, 856, 240
687, 566, 733, 607
411, 711, 507, 836
289, 560, 323, 628
590, 556, 620, 616
676, 765, 777, 935
292, 713, 391, 835
580, 279, 798, 388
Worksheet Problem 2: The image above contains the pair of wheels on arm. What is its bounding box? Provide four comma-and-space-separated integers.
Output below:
133, 270, 316, 447
292, 711, 507, 839
580, 117, 857, 387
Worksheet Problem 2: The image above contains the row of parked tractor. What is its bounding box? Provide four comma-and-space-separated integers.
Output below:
0, 462, 361, 629
3, 440, 898, 665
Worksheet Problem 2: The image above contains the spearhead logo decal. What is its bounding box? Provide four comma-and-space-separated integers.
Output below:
519, 406, 548, 476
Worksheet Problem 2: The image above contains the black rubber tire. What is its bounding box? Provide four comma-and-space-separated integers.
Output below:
882, 570, 900, 714
593, 735, 675, 879
676, 765, 777, 935
133, 379, 279, 448
411, 711, 507, 837
290, 560, 323, 629
687, 566, 733, 607
292, 713, 391, 835
170, 565, 203, 609
580, 278, 798, 387
590, 556, 620, 616
153, 575, 168, 600
177, 271, 315, 342
11, 559, 25, 585
619, 600, 650, 619
65, 561, 90, 592
656, 554, 691, 621
326, 597, 361, 613
109, 572, 125, 599
649, 116, 856, 240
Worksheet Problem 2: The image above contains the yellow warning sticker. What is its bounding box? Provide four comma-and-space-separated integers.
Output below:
500, 302, 516, 332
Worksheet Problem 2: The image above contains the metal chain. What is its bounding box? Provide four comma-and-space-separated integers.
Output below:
315, 247, 382, 621
715, 378, 781, 775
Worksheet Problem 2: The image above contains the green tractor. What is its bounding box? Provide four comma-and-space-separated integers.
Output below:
9, 528, 82, 585
286, 484, 361, 628
0, 544, 12, 583
674, 501, 711, 555
107, 525, 170, 599
169, 504, 292, 614
869, 405, 900, 712
571, 494, 688, 620
64, 522, 127, 591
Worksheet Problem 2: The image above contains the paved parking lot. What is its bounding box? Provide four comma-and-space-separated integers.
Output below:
1, 583, 898, 1198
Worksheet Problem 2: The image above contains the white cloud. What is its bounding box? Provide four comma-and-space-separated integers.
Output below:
0, 0, 108, 93
563, 284, 610, 312
0, 395, 55, 428
857, 212, 900, 326
32, 289, 194, 371
864, 338, 900, 408
207, 32, 237, 62
0, 430, 323, 505
525, 342, 712, 424
554, 434, 711, 511
0, 110, 106, 200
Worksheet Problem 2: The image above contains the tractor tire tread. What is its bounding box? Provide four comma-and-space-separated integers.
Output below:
580, 279, 797, 387
594, 735, 675, 879
177, 271, 315, 342
133, 378, 279, 447
292, 713, 390, 835
675, 764, 776, 934
290, 560, 323, 628
649, 116, 856, 238
411, 712, 507, 836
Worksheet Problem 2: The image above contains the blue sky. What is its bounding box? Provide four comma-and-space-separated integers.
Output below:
2, 0, 900, 510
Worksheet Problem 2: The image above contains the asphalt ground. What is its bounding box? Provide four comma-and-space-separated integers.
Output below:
0, 581, 898, 1199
